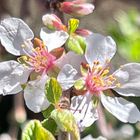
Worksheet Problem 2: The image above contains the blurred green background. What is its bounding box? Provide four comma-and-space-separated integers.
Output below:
0, 0, 140, 140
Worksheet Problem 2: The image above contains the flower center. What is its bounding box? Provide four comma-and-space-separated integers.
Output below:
18, 40, 56, 73
85, 61, 120, 93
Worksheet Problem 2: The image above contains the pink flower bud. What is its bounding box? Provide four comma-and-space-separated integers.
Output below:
60, 0, 95, 17
42, 14, 66, 30
75, 28, 92, 36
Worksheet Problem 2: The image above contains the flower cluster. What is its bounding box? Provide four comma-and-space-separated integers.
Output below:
0, 1, 140, 139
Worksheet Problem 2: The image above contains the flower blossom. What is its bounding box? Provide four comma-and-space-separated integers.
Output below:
0, 17, 69, 113
59, 0, 95, 17
70, 33, 140, 129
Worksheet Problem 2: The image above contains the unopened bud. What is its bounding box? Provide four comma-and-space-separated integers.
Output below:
60, 1, 95, 17
42, 14, 66, 30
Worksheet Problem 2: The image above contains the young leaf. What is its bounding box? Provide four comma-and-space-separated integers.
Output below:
68, 18, 79, 34
22, 120, 55, 140
45, 78, 62, 105
75, 35, 86, 53
42, 104, 55, 119
51, 109, 80, 140
42, 118, 57, 135
66, 34, 86, 55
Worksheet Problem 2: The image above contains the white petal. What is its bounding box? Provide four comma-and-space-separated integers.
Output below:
113, 63, 140, 96
24, 74, 50, 113
71, 93, 98, 130
56, 51, 86, 73
85, 33, 116, 67
0, 61, 30, 95
22, 40, 34, 56
101, 94, 140, 123
40, 27, 69, 52
0, 18, 34, 56
57, 64, 77, 90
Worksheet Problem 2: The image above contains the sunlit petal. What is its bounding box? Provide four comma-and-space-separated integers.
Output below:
71, 93, 98, 130
57, 64, 77, 90
40, 27, 69, 52
101, 94, 140, 123
113, 63, 140, 96
0, 61, 30, 95
0, 18, 34, 56
24, 74, 50, 113
85, 33, 116, 67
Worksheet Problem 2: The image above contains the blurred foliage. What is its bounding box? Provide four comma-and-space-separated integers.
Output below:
108, 9, 140, 62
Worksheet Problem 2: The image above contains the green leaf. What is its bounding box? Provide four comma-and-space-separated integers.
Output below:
45, 78, 62, 105
42, 118, 57, 135
74, 79, 85, 90
68, 18, 79, 34
51, 109, 80, 140
42, 104, 55, 119
22, 120, 55, 140
66, 35, 86, 55
75, 35, 86, 53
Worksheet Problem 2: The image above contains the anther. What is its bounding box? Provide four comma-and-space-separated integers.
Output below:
93, 60, 99, 65
101, 69, 109, 76
21, 44, 26, 48
116, 83, 121, 88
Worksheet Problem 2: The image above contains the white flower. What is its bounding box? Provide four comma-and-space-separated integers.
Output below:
0, 17, 69, 113
71, 33, 140, 129
56, 52, 98, 130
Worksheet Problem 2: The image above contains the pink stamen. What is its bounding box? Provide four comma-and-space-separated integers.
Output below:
84, 61, 119, 94
20, 42, 56, 73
